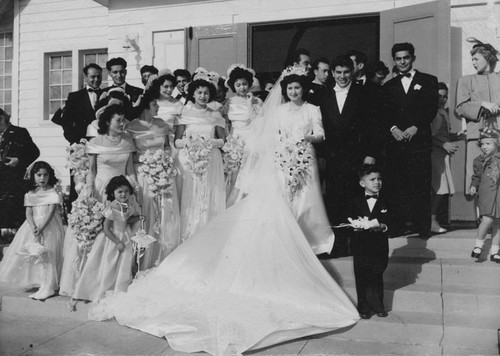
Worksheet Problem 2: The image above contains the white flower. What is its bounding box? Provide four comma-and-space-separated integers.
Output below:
414, 84, 422, 90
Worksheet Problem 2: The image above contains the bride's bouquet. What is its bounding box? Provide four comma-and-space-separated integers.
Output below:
137, 149, 177, 197
66, 139, 90, 193
222, 135, 245, 177
68, 196, 105, 252
184, 135, 213, 179
275, 136, 313, 199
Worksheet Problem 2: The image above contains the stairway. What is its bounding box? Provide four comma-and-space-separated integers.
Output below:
318, 230, 500, 356
0, 229, 499, 355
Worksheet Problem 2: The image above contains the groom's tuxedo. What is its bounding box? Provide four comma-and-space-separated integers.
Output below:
317, 83, 374, 256
383, 70, 438, 237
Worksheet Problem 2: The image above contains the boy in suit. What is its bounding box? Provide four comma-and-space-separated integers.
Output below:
348, 164, 390, 319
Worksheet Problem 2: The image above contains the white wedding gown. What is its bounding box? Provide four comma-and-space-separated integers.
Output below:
90, 77, 359, 355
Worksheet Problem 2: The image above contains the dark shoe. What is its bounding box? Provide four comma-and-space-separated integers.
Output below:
490, 253, 500, 263
376, 311, 388, 317
471, 247, 482, 258
359, 312, 373, 319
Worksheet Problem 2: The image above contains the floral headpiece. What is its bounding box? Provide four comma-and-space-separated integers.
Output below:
193, 71, 210, 82
226, 63, 256, 77
95, 98, 124, 120
479, 127, 500, 140
282, 64, 307, 78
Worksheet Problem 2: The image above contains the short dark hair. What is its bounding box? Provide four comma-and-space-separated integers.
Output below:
312, 57, 330, 70
0, 108, 10, 123
106, 57, 127, 71
331, 55, 354, 71
140, 65, 158, 75
358, 164, 382, 180
137, 89, 159, 112
186, 79, 216, 104
155, 73, 177, 90
97, 104, 125, 135
438, 82, 448, 91
280, 74, 309, 102
28, 161, 58, 192
83, 63, 103, 75
365, 60, 390, 78
346, 50, 367, 65
105, 175, 133, 202
227, 67, 254, 92
391, 42, 415, 58
173, 69, 191, 80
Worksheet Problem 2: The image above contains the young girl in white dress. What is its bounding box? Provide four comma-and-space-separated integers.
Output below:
223, 65, 263, 199
0, 161, 64, 300
174, 78, 226, 241
70, 175, 140, 302
127, 91, 181, 269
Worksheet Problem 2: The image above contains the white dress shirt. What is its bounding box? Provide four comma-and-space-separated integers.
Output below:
86, 85, 98, 109
366, 195, 377, 212
334, 82, 351, 113
401, 69, 416, 94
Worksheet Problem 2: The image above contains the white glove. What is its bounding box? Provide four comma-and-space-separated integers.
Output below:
175, 139, 187, 148
209, 138, 225, 148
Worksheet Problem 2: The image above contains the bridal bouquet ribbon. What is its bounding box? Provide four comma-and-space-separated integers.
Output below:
275, 136, 313, 199
184, 135, 213, 179
131, 217, 157, 270
17, 241, 48, 267
222, 135, 245, 178
66, 139, 90, 193
137, 149, 177, 235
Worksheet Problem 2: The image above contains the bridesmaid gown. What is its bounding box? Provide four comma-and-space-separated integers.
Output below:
176, 105, 226, 241
127, 118, 181, 269
59, 134, 136, 297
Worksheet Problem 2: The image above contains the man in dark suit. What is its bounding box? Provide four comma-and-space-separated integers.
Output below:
173, 69, 191, 104
0, 109, 40, 230
61, 63, 103, 209
62, 63, 103, 144
317, 55, 376, 256
105, 57, 143, 120
347, 50, 368, 85
383, 42, 438, 239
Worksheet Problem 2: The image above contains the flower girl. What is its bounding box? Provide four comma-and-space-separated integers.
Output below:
71, 175, 141, 302
0, 161, 64, 300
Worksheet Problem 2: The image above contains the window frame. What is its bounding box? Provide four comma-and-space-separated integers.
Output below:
79, 48, 108, 90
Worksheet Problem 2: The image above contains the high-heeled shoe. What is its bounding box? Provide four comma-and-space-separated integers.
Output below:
490, 253, 500, 263
471, 247, 482, 258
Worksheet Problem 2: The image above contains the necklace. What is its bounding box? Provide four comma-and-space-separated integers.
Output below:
104, 134, 122, 145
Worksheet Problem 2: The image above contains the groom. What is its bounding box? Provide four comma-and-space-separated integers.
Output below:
317, 55, 376, 256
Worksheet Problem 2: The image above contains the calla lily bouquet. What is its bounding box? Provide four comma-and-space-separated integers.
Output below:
222, 135, 245, 177
68, 196, 105, 251
275, 136, 313, 199
184, 135, 213, 179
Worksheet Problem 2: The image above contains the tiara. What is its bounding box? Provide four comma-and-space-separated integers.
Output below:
282, 65, 307, 78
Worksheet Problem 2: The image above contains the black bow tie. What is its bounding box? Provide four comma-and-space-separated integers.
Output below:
365, 194, 378, 200
87, 88, 99, 93
399, 72, 412, 78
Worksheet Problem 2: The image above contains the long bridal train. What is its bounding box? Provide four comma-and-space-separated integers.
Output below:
90, 188, 359, 355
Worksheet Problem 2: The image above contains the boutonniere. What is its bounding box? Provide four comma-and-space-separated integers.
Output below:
413, 84, 422, 91
380, 209, 387, 213
309, 89, 315, 94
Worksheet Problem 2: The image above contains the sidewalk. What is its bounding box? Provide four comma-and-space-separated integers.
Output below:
1, 229, 499, 356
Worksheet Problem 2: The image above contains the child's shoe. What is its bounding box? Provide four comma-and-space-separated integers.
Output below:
471, 247, 482, 258
490, 253, 500, 264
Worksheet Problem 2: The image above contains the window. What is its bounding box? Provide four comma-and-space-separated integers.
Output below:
82, 50, 108, 88
48, 53, 72, 118
0, 32, 13, 115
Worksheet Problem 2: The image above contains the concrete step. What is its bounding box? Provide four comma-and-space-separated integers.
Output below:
322, 255, 500, 287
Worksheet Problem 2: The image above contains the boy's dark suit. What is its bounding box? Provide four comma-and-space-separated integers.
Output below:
383, 70, 438, 237
348, 194, 390, 315
62, 88, 102, 144
317, 84, 375, 256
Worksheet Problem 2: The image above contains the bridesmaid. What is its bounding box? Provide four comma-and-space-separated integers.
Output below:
456, 38, 500, 192
127, 90, 181, 269
224, 65, 263, 200
174, 78, 226, 241
59, 104, 137, 301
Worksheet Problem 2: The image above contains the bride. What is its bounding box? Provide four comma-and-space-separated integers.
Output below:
90, 65, 359, 355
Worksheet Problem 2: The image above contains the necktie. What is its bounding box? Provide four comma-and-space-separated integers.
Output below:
365, 194, 378, 200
